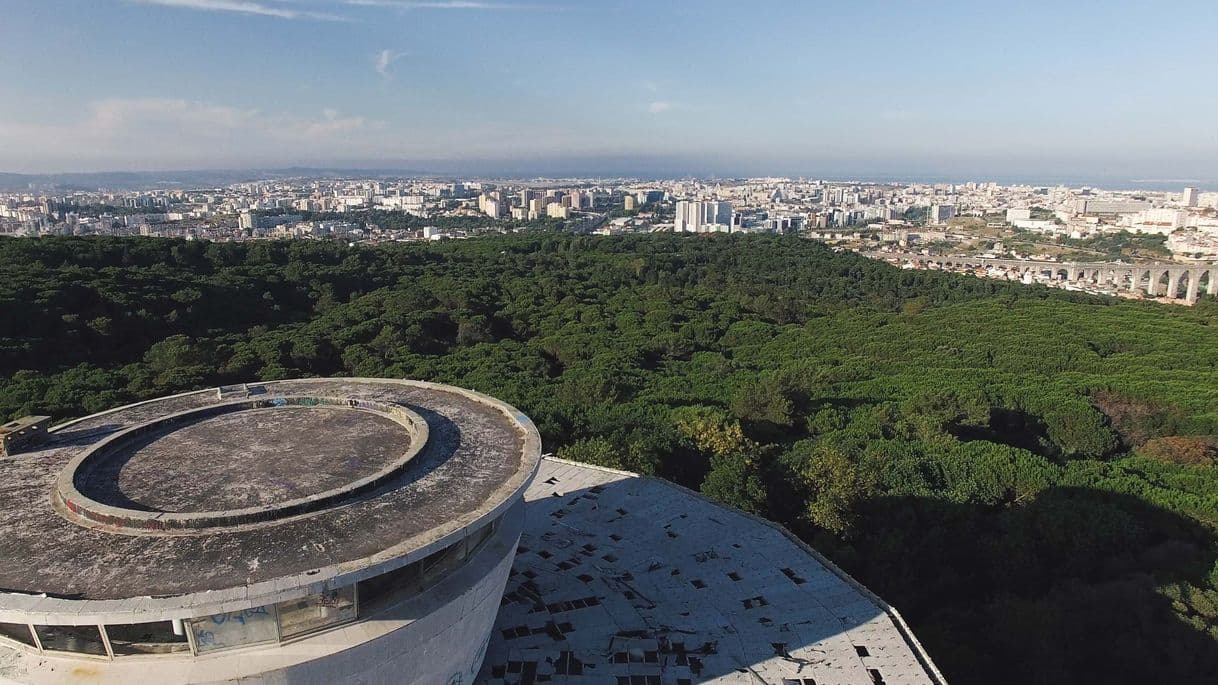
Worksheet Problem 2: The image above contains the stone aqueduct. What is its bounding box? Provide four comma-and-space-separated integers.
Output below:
875, 253, 1218, 304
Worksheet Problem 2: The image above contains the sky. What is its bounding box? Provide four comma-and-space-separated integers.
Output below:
1, 0, 1217, 181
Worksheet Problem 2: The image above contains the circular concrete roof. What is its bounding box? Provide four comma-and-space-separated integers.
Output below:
71, 403, 417, 514
0, 379, 541, 622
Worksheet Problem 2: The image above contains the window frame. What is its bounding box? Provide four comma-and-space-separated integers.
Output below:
274, 585, 360, 644
104, 619, 193, 657
0, 622, 38, 652
32, 623, 112, 660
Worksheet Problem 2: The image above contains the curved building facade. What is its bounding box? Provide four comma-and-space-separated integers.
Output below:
0, 378, 542, 685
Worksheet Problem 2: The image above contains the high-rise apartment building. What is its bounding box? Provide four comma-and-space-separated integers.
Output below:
927, 204, 956, 225
675, 199, 733, 232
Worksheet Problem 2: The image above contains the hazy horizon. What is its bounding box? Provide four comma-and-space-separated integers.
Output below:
2, 163, 1215, 194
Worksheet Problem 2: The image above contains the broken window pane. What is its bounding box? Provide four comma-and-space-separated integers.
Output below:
276, 586, 357, 640
107, 621, 190, 655
33, 625, 107, 656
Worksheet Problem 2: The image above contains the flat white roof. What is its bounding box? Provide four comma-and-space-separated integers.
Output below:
478, 458, 944, 685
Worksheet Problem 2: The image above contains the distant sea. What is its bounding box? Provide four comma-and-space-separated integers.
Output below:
2, 167, 1214, 194
795, 175, 1217, 194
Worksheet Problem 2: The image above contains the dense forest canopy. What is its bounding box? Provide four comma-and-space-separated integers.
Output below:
3, 233, 1218, 684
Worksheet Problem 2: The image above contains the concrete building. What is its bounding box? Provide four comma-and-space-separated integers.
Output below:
675, 200, 733, 233
637, 190, 664, 205
239, 213, 303, 233
768, 215, 803, 233
1073, 199, 1151, 215
0, 379, 541, 684
1123, 208, 1185, 235
1184, 187, 1199, 208
927, 204, 955, 225
674, 200, 696, 231
0, 379, 945, 685
484, 198, 505, 219
1011, 218, 1061, 233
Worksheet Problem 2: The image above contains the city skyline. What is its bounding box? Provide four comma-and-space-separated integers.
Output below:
3, 0, 1218, 178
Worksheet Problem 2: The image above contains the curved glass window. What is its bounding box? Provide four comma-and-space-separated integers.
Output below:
106, 621, 190, 655
189, 608, 278, 654
34, 624, 108, 657
467, 518, 496, 550
276, 586, 357, 640
356, 558, 422, 616
421, 538, 469, 587
358, 516, 499, 618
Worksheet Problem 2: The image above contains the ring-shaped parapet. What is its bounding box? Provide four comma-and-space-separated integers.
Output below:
53, 396, 429, 533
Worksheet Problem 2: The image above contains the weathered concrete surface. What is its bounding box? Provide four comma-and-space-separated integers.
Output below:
0, 379, 536, 603
80, 406, 412, 512
478, 458, 947, 685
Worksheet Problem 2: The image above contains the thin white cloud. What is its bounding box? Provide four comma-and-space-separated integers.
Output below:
345, 0, 556, 10
375, 49, 406, 78
648, 101, 673, 114
128, 0, 555, 19
129, 0, 348, 21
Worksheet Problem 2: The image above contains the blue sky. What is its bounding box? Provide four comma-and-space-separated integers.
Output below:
1, 0, 1217, 179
